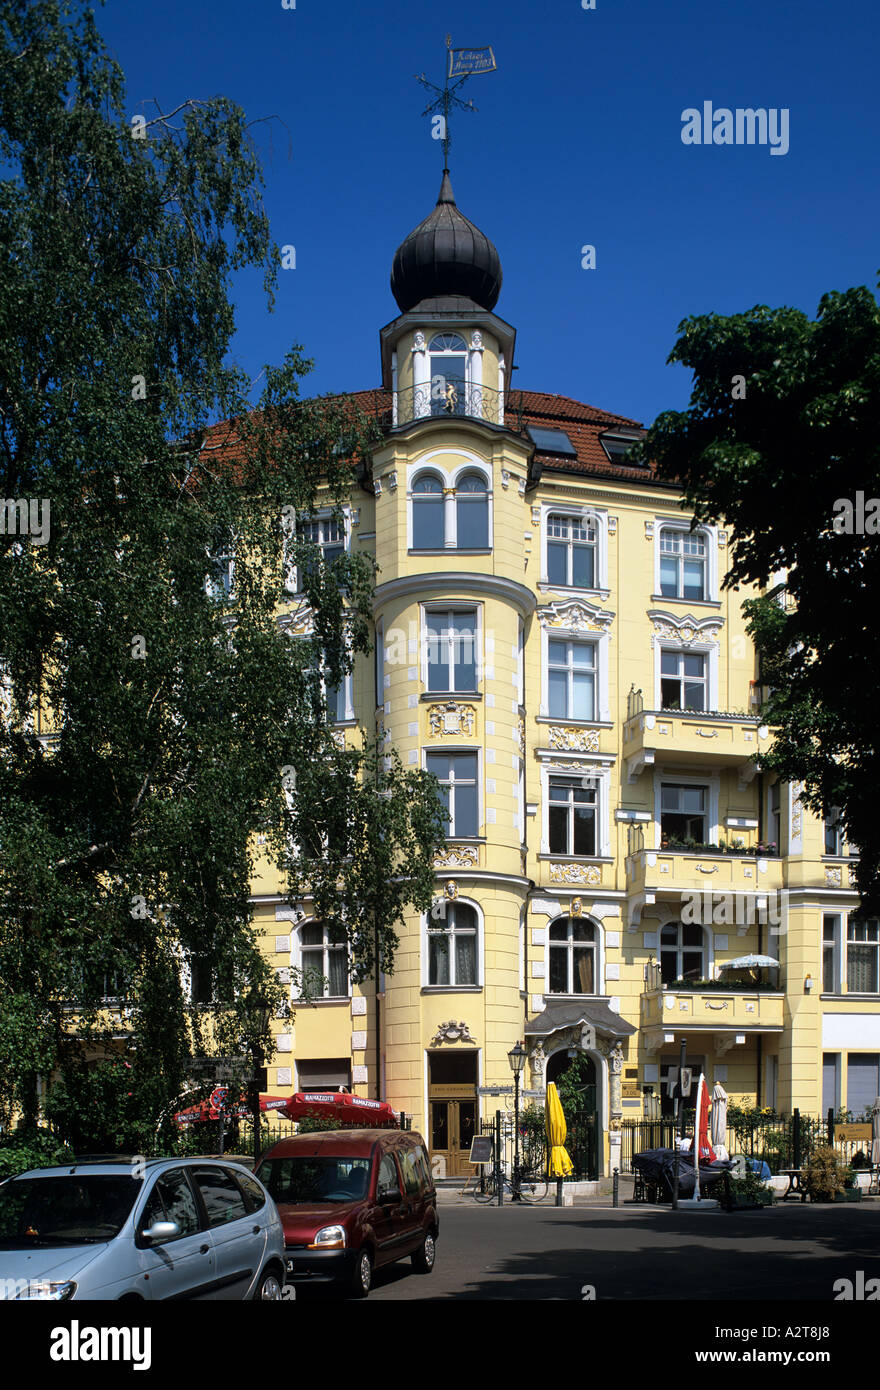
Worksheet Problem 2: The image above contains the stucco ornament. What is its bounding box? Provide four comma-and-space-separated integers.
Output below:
431, 1020, 476, 1045
428, 701, 476, 737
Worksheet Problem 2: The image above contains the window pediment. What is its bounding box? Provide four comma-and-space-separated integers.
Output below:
537, 598, 614, 634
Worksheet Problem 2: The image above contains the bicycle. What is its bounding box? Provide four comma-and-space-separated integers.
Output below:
472, 1163, 550, 1204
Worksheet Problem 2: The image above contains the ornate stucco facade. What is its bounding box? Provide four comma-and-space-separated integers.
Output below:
250, 172, 876, 1176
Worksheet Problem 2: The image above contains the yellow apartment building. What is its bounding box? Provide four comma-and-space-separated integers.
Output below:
249, 170, 878, 1176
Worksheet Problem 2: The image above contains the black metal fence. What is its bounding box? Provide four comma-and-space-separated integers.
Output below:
620, 1110, 838, 1176
479, 1107, 600, 1182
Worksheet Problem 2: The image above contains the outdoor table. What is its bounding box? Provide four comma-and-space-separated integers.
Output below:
779, 1167, 808, 1202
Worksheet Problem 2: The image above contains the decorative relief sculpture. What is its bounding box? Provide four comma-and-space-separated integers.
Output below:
549, 863, 601, 885
790, 783, 804, 841
517, 716, 526, 756
547, 726, 600, 753
538, 599, 614, 634
444, 880, 459, 899
412, 331, 426, 351
428, 701, 476, 737
434, 846, 479, 869
648, 611, 723, 644
825, 866, 842, 887
431, 1020, 476, 1046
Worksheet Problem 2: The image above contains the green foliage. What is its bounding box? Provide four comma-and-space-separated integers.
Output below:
638, 284, 880, 912
295, 1115, 346, 1135
554, 1053, 595, 1118
726, 1167, 773, 1206
0, 0, 445, 1147
0, 1128, 73, 1180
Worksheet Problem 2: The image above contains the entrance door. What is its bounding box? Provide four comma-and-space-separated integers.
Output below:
428, 1052, 479, 1178
430, 1098, 477, 1177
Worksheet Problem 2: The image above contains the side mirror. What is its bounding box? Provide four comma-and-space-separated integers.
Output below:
141, 1220, 180, 1243
379, 1187, 402, 1206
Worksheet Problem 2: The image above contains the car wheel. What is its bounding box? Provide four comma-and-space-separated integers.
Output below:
350, 1248, 372, 1299
411, 1230, 436, 1273
255, 1268, 285, 1301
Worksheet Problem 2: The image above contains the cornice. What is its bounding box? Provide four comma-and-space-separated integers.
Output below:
373, 572, 537, 617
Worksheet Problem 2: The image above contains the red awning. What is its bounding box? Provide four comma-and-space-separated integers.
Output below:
174, 1094, 291, 1126
280, 1092, 398, 1126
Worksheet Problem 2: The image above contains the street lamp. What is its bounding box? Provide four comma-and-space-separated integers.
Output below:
508, 1041, 527, 1202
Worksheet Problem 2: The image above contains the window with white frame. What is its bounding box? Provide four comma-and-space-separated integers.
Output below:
206, 528, 235, 600
425, 609, 478, 693
429, 333, 467, 415
660, 922, 705, 983
427, 901, 479, 986
847, 1054, 880, 1116
824, 806, 845, 855
298, 922, 348, 998
769, 780, 782, 851
823, 915, 841, 993
549, 917, 596, 994
548, 776, 597, 856
822, 915, 878, 994
455, 473, 489, 548
660, 783, 708, 843
659, 527, 707, 601
410, 468, 491, 550
425, 751, 479, 838
546, 513, 597, 589
284, 512, 347, 593
847, 919, 880, 993
547, 639, 596, 721
660, 649, 707, 711
412, 474, 445, 550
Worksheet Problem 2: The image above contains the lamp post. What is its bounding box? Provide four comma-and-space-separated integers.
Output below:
508, 1041, 527, 1202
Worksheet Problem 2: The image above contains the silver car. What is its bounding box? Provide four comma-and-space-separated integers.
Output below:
0, 1156, 287, 1300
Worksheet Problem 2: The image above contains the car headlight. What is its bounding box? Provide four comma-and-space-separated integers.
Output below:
14, 1280, 77, 1301
308, 1225, 346, 1249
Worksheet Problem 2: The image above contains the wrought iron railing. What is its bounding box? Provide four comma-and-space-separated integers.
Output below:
368, 384, 528, 434
626, 823, 645, 856
626, 685, 644, 719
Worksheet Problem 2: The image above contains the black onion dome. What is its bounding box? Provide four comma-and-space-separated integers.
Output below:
390, 170, 502, 313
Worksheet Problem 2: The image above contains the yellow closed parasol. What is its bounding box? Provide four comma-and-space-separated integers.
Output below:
545, 1081, 573, 1177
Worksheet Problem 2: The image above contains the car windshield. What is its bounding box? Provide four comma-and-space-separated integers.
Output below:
259, 1157, 371, 1204
0, 1174, 141, 1248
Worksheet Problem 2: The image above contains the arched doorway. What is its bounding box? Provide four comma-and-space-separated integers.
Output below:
545, 1048, 600, 1180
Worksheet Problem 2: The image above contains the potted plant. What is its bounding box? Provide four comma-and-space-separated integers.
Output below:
803, 1145, 860, 1202
721, 1166, 774, 1210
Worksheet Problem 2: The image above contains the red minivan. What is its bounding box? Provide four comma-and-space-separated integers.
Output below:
255, 1129, 438, 1298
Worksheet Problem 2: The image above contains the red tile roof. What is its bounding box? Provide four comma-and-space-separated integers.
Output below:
199, 388, 666, 488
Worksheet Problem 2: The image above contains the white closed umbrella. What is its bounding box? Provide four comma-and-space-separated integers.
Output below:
711, 1082, 729, 1159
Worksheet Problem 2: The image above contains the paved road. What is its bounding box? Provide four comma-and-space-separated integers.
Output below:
297, 1202, 880, 1301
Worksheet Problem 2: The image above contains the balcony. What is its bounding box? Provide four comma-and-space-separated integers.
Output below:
373, 384, 527, 433
623, 701, 770, 782
625, 833, 784, 928
641, 973, 784, 1049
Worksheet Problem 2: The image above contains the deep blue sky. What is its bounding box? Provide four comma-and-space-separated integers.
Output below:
98, 0, 879, 427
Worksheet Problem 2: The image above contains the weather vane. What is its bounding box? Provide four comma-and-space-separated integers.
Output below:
415, 35, 497, 170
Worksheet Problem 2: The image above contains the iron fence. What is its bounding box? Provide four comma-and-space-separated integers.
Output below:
621, 1109, 848, 1176
478, 1106, 599, 1182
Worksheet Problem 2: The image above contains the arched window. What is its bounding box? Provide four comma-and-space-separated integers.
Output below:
299, 922, 348, 998
660, 922, 705, 984
427, 901, 479, 986
455, 472, 489, 549
547, 513, 597, 589
429, 334, 467, 417
549, 918, 596, 994
659, 527, 707, 600
412, 473, 445, 550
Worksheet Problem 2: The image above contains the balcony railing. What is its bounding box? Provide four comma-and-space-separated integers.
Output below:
370, 384, 527, 433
